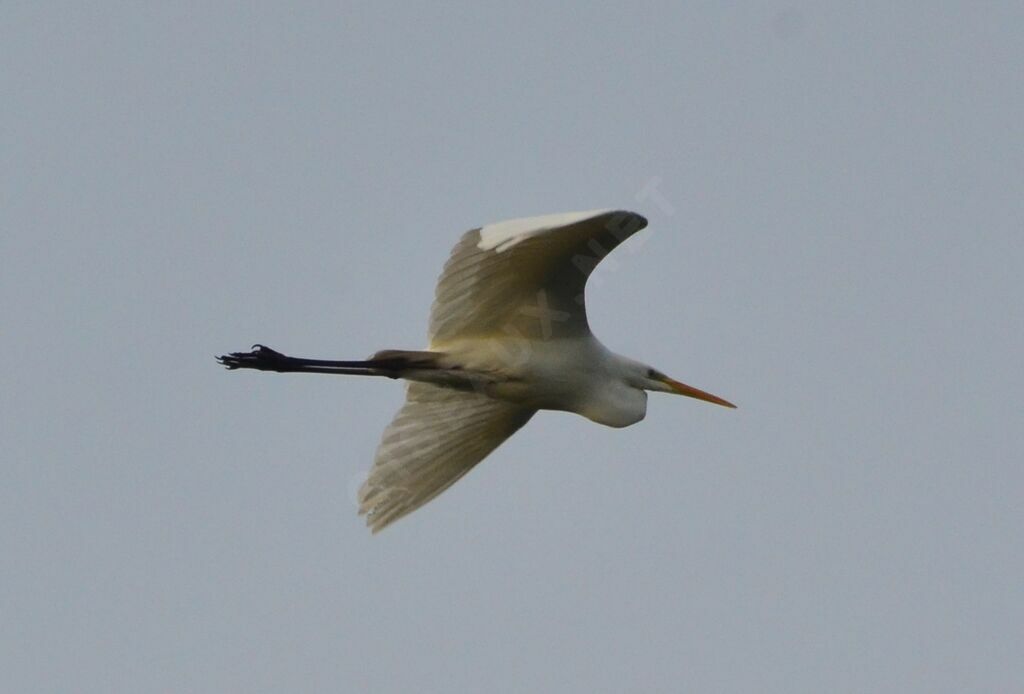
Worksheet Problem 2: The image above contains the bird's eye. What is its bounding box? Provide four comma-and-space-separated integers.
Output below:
647, 368, 657, 379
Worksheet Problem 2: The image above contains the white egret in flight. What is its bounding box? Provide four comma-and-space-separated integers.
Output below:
218, 209, 734, 532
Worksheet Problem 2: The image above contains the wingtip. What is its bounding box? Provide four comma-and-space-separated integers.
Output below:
604, 209, 648, 235
619, 209, 648, 228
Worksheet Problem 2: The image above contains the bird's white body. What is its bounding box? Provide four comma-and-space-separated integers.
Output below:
354, 209, 733, 530
412, 334, 649, 428
221, 209, 733, 532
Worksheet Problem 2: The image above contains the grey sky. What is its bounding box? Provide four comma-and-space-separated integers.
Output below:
3, 3, 1022, 692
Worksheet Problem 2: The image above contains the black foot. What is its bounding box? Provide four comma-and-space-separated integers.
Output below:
216, 344, 289, 371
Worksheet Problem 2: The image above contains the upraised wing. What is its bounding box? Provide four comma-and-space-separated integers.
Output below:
358, 382, 535, 532
428, 209, 648, 346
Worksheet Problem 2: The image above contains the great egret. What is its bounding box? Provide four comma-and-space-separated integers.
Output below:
218, 209, 734, 532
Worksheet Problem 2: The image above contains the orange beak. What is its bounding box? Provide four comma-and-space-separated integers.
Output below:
661, 376, 736, 409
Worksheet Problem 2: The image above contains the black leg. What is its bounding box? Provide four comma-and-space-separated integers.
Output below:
216, 344, 387, 376
216, 344, 294, 371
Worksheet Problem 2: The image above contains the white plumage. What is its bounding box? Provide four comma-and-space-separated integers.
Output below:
358, 383, 534, 531
429, 209, 642, 343
219, 209, 734, 532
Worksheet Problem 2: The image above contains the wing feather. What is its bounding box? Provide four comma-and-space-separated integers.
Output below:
358, 382, 535, 532
428, 209, 647, 345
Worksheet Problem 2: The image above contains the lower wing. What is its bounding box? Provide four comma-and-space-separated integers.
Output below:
358, 382, 535, 532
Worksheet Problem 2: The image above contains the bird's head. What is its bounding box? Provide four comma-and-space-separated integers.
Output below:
630, 361, 736, 409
